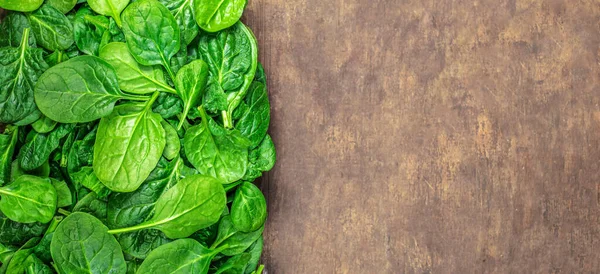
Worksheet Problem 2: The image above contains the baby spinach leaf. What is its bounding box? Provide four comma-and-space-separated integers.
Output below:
174, 59, 208, 129
5, 247, 51, 274
28, 5, 75, 51
35, 56, 145, 123
43, 50, 69, 67
244, 236, 263, 274
230, 182, 267, 232
93, 102, 166, 192
46, 0, 78, 14
0, 0, 43, 12
162, 121, 180, 160
184, 112, 249, 184
121, 0, 180, 80
243, 134, 276, 181
153, 92, 183, 119
136, 238, 223, 274
0, 126, 18, 185
72, 192, 107, 221
108, 174, 226, 239
87, 0, 129, 27
107, 157, 182, 229
0, 243, 15, 264
254, 62, 266, 84
99, 42, 176, 94
197, 22, 257, 127
70, 166, 111, 198
192, 0, 247, 33
31, 115, 57, 134
11, 159, 50, 181
159, 0, 198, 45
18, 123, 75, 171
211, 215, 263, 256
0, 213, 47, 246
235, 82, 270, 148
117, 229, 171, 259
0, 175, 57, 223
0, 28, 48, 124
214, 253, 252, 274
73, 6, 110, 56
0, 12, 37, 47
50, 212, 126, 274
50, 179, 72, 208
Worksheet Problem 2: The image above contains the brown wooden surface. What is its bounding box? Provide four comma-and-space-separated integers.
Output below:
243, 0, 600, 273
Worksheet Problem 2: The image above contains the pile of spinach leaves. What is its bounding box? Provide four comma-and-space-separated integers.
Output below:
0, 0, 274, 273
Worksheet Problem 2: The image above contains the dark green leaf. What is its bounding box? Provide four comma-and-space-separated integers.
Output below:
0, 126, 18, 185
215, 253, 252, 274
0, 213, 47, 246
235, 82, 270, 148
162, 121, 180, 160
136, 238, 222, 274
73, 6, 110, 56
174, 59, 208, 129
0, 12, 36, 47
31, 115, 58, 133
87, 0, 129, 27
230, 182, 267, 232
28, 4, 75, 51
72, 192, 107, 221
159, 0, 198, 45
211, 215, 263, 256
19, 123, 75, 171
50, 179, 72, 208
243, 134, 276, 181
244, 236, 263, 274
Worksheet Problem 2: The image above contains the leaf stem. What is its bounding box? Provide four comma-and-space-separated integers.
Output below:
144, 92, 160, 112
123, 93, 152, 102
57, 208, 71, 216
198, 106, 209, 126
107, 222, 154, 235
222, 110, 233, 129
20, 28, 30, 48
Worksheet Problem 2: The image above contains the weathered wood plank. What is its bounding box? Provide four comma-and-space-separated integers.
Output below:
244, 0, 600, 273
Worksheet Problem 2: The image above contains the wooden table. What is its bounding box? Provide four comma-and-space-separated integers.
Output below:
244, 0, 600, 273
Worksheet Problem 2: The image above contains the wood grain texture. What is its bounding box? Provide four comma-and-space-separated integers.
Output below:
242, 0, 600, 273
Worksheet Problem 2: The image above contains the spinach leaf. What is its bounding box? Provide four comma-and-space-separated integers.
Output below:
108, 174, 226, 239
159, 0, 198, 45
70, 166, 111, 198
0, 213, 47, 246
0, 243, 15, 264
73, 6, 110, 56
197, 22, 257, 127
136, 238, 223, 274
0, 126, 18, 185
34, 56, 147, 123
175, 59, 208, 129
230, 182, 267, 232
0, 0, 43, 12
192, 0, 247, 33
18, 123, 74, 171
99, 42, 176, 94
121, 0, 180, 80
211, 215, 263, 256
5, 247, 51, 274
244, 236, 263, 274
236, 82, 270, 148
0, 12, 36, 47
162, 121, 180, 160
28, 5, 75, 51
43, 50, 69, 67
184, 111, 249, 184
254, 62, 266, 84
46, 0, 78, 14
50, 212, 126, 274
93, 102, 166, 192
87, 0, 129, 27
0, 175, 57, 223
243, 134, 276, 181
117, 229, 171, 260
214, 253, 252, 274
0, 28, 48, 124
72, 192, 107, 221
11, 159, 50, 180
152, 92, 183, 119
31, 115, 57, 133
50, 179, 73, 208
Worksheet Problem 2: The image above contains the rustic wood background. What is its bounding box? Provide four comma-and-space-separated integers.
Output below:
243, 0, 600, 273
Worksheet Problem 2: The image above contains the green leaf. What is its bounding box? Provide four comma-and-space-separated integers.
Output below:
0, 175, 57, 223
159, 0, 198, 45
31, 115, 57, 134
46, 0, 77, 13
0, 28, 48, 124
197, 22, 257, 127
215, 253, 252, 274
43, 50, 69, 67
230, 182, 267, 232
192, 0, 247, 33
254, 62, 266, 84
72, 192, 107, 221
87, 0, 129, 27
243, 134, 276, 181
153, 92, 183, 119
18, 123, 75, 171
236, 82, 270, 148
211, 215, 263, 256
184, 114, 249, 184
50, 212, 126, 274
0, 0, 43, 12
162, 121, 180, 160
70, 166, 111, 198
50, 179, 72, 208
28, 5, 75, 51
73, 6, 110, 56
121, 0, 180, 79
35, 56, 141, 123
136, 239, 222, 274
0, 12, 37, 47
244, 236, 263, 274
0, 213, 47, 246
108, 174, 226, 239
99, 42, 175, 94
175, 59, 208, 129
93, 103, 166, 192
10, 159, 50, 181
0, 126, 18, 185
117, 229, 171, 260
